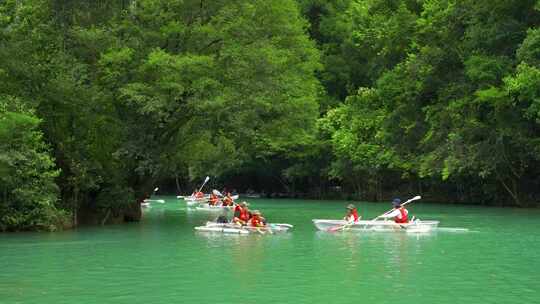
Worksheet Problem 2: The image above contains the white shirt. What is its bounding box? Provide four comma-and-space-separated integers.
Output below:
344, 215, 359, 223
380, 208, 408, 220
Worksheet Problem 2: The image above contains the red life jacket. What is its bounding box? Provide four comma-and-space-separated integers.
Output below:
239, 209, 250, 221
351, 209, 359, 222
209, 194, 219, 205
345, 209, 359, 222
195, 192, 204, 199
250, 215, 263, 227
394, 207, 408, 223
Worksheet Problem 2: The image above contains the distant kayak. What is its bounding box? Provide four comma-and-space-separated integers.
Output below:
182, 196, 209, 207
180, 194, 239, 207
195, 204, 234, 212
143, 199, 165, 204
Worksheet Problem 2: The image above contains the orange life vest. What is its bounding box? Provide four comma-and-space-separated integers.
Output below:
209, 194, 219, 205
250, 215, 263, 227
223, 195, 233, 206
239, 208, 250, 221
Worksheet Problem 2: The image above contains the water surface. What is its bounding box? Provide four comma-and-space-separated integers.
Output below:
1, 198, 539, 304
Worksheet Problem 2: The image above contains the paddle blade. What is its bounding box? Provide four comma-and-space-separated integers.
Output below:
402, 195, 422, 206
154, 187, 159, 192
204, 176, 210, 183
213, 189, 223, 197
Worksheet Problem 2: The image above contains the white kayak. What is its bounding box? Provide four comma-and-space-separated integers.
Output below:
195, 222, 293, 234
183, 196, 209, 207
195, 204, 234, 212
312, 219, 439, 233
143, 199, 165, 204
181, 194, 239, 207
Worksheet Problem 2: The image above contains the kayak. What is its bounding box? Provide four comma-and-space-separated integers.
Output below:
312, 219, 439, 233
195, 222, 293, 234
183, 196, 209, 207
195, 204, 234, 212
181, 194, 239, 207
194, 195, 241, 210
143, 199, 165, 204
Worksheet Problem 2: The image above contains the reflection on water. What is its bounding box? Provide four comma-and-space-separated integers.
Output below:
312, 229, 439, 289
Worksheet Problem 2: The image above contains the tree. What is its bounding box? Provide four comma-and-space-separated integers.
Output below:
0, 96, 68, 231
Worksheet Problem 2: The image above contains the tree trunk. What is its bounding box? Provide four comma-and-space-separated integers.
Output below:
101, 209, 111, 226
175, 174, 181, 194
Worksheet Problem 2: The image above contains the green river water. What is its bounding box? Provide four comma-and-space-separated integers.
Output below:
1, 197, 539, 304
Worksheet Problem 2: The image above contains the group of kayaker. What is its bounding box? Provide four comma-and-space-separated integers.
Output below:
215, 201, 268, 228
343, 198, 409, 224
206, 191, 235, 206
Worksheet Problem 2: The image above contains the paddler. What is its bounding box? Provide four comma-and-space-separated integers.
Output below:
249, 210, 266, 227
193, 189, 204, 199
344, 204, 360, 223
208, 192, 219, 206
379, 198, 409, 223
222, 192, 234, 206
233, 202, 250, 225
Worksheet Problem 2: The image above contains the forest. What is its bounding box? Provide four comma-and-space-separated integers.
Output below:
1, 0, 540, 231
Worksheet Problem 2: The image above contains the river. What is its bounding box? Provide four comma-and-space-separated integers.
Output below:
1, 197, 539, 304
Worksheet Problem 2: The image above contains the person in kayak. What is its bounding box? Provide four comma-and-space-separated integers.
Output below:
379, 198, 409, 223
193, 189, 204, 199
233, 202, 250, 225
344, 204, 360, 223
222, 192, 234, 206
208, 193, 219, 206
249, 210, 266, 227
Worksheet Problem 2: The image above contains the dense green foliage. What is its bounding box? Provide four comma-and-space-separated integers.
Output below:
0, 0, 321, 230
301, 0, 540, 206
0, 97, 68, 231
1, 0, 540, 230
